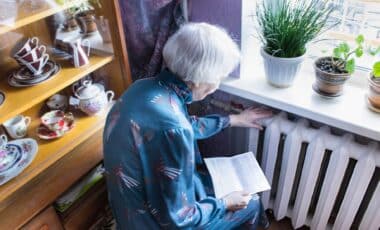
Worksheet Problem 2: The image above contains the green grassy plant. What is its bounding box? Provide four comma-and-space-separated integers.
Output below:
257, 0, 333, 58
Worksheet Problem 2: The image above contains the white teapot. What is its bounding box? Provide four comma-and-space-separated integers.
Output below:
69, 80, 114, 115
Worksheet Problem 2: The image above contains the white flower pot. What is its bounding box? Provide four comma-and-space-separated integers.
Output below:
260, 48, 305, 88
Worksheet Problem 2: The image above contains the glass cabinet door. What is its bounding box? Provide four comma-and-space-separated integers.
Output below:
0, 0, 129, 210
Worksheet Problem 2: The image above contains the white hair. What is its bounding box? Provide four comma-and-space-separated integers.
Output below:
163, 23, 241, 84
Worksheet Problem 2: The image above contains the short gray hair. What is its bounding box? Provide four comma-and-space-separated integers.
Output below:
163, 23, 241, 84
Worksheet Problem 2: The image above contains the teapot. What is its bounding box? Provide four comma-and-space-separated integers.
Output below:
68, 38, 91, 68
69, 80, 114, 115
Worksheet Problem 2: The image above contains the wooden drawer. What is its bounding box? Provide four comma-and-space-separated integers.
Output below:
21, 206, 63, 230
61, 181, 108, 230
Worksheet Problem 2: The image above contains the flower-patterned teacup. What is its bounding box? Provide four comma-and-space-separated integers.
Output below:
41, 110, 74, 132
3, 115, 31, 139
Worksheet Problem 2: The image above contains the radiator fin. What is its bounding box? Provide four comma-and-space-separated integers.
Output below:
251, 114, 380, 230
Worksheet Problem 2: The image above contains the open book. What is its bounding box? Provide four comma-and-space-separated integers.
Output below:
204, 152, 271, 198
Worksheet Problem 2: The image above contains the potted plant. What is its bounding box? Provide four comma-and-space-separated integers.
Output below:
256, 0, 333, 88
313, 35, 365, 97
63, 8, 79, 32
64, 0, 101, 35
367, 61, 380, 111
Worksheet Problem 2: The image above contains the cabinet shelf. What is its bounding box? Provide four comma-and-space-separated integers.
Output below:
0, 105, 111, 204
0, 55, 113, 124
0, 0, 86, 35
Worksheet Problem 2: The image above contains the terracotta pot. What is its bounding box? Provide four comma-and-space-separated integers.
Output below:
76, 12, 98, 34
368, 73, 380, 109
313, 57, 351, 96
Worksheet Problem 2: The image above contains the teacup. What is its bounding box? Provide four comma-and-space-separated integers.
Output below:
22, 53, 49, 75
17, 45, 47, 64
13, 37, 39, 59
3, 115, 31, 139
46, 94, 68, 111
41, 110, 74, 132
0, 135, 7, 150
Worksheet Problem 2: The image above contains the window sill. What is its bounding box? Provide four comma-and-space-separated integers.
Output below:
220, 56, 380, 141
219, 0, 380, 141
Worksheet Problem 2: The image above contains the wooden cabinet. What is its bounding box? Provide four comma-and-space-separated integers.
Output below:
0, 0, 131, 228
60, 180, 108, 230
21, 206, 63, 230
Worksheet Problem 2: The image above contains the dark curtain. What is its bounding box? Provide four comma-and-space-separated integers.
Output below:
118, 0, 186, 81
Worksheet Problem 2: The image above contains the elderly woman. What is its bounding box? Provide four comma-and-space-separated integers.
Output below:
103, 23, 272, 229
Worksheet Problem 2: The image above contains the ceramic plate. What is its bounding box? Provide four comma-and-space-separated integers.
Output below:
8, 63, 61, 87
365, 94, 380, 113
0, 138, 38, 186
0, 91, 4, 107
312, 84, 342, 98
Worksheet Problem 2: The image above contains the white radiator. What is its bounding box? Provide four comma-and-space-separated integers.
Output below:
209, 99, 380, 230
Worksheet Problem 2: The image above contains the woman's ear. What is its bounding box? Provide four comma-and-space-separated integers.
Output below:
186, 81, 199, 90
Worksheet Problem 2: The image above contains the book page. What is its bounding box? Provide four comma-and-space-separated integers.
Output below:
203, 157, 243, 198
231, 152, 271, 196
204, 152, 271, 198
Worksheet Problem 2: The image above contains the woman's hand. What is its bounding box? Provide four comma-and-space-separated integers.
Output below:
222, 191, 252, 211
229, 107, 273, 130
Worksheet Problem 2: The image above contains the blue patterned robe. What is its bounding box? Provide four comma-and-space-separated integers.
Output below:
103, 70, 268, 229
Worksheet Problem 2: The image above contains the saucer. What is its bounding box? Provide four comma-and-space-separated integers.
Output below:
312, 84, 342, 98
0, 138, 38, 185
365, 94, 380, 113
13, 61, 56, 82
0, 91, 4, 107
8, 62, 61, 87
37, 117, 75, 140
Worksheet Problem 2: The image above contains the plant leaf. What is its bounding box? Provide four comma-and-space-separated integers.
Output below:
373, 62, 380, 78
333, 47, 341, 58
355, 34, 364, 44
340, 43, 350, 53
345, 59, 355, 74
355, 48, 363, 57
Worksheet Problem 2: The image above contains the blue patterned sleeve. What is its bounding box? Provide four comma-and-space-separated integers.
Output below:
145, 127, 226, 228
188, 115, 230, 140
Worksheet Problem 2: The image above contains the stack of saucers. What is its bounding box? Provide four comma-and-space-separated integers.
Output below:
8, 62, 61, 87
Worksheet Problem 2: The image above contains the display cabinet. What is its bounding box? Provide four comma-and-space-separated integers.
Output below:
0, 0, 131, 228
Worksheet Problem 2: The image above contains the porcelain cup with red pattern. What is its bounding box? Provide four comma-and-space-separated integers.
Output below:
41, 110, 74, 132
13, 37, 39, 59
17, 45, 47, 64
22, 53, 49, 75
